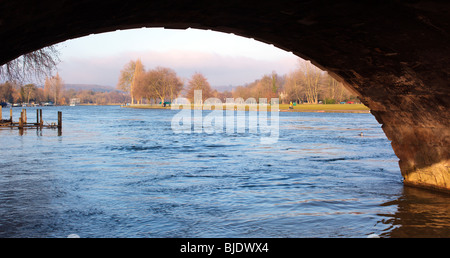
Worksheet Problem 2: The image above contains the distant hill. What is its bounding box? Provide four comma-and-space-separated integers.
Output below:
64, 84, 117, 92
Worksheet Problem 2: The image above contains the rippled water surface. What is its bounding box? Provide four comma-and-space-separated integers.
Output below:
0, 106, 449, 238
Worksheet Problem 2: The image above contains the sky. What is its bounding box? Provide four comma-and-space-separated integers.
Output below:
56, 28, 300, 88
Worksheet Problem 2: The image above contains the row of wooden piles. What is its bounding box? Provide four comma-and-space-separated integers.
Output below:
0, 106, 61, 129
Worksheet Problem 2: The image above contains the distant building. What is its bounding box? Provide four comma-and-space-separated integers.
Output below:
70, 98, 81, 106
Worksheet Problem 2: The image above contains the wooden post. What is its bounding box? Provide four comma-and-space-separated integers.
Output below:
57, 111, 62, 129
19, 111, 23, 129
57, 111, 62, 136
21, 109, 26, 124
40, 109, 43, 126
0, 105, 2, 121
10, 108, 12, 122
37, 109, 39, 125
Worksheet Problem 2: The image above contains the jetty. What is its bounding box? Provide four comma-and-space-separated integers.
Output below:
0, 106, 62, 131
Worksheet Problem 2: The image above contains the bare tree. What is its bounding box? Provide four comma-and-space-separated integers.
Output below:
167, 70, 184, 103
254, 72, 280, 101
284, 69, 305, 103
117, 59, 145, 104
300, 60, 321, 104
0, 82, 14, 103
44, 73, 64, 105
0, 46, 60, 83
138, 67, 183, 105
21, 84, 37, 104
319, 73, 349, 104
131, 59, 145, 104
232, 85, 253, 100
117, 60, 136, 93
186, 73, 213, 103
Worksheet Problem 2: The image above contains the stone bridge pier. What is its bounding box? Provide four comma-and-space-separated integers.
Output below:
0, 0, 448, 192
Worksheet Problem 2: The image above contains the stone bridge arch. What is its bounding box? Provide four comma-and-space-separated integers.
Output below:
1, 0, 448, 192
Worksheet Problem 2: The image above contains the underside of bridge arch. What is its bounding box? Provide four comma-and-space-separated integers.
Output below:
0, 0, 449, 192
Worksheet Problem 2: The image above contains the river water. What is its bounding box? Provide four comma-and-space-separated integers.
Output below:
0, 105, 449, 238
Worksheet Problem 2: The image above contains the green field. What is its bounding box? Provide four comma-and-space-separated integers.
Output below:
279, 104, 370, 112
123, 103, 370, 113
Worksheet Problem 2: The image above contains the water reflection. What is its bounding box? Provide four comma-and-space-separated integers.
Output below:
378, 186, 450, 238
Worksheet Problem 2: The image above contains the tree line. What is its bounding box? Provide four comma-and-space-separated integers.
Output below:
0, 46, 129, 106
0, 73, 64, 105
117, 58, 358, 106
0, 73, 130, 106
0, 47, 128, 106
1, 56, 358, 106
117, 59, 218, 105
231, 60, 357, 104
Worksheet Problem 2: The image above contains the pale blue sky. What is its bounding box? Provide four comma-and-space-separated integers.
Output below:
56, 28, 300, 88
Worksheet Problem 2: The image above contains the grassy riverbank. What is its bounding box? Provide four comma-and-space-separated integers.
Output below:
279, 104, 370, 113
123, 103, 370, 113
